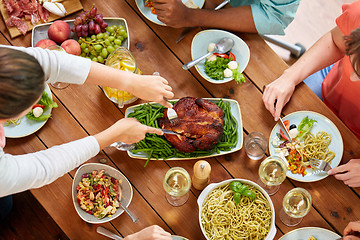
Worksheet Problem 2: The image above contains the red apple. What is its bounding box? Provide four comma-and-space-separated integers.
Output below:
48, 20, 71, 44
60, 39, 81, 56
34, 39, 57, 49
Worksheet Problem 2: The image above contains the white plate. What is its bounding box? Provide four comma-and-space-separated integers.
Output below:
31, 17, 130, 49
269, 111, 343, 182
135, 0, 205, 26
72, 163, 133, 224
279, 227, 341, 240
3, 84, 52, 138
125, 98, 243, 160
191, 29, 250, 84
171, 236, 189, 240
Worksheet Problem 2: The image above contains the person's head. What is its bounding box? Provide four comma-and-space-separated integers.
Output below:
0, 48, 45, 120
345, 27, 360, 79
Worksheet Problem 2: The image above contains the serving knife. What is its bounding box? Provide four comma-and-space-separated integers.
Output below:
278, 116, 292, 142
175, 0, 230, 43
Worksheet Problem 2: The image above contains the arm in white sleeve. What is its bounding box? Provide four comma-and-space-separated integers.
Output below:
250, 0, 300, 35
0, 45, 91, 84
0, 136, 100, 197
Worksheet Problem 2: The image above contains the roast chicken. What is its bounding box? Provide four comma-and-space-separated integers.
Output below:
158, 97, 224, 153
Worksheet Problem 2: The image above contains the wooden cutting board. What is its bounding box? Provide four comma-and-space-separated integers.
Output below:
0, 0, 83, 38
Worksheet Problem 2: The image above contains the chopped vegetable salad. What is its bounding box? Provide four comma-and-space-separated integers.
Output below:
76, 170, 122, 219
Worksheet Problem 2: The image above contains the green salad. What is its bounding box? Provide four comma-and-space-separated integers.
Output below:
26, 92, 58, 121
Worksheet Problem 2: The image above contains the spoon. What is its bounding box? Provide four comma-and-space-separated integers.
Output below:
182, 37, 234, 70
119, 200, 139, 223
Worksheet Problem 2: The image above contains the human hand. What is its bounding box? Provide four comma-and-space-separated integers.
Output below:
343, 221, 360, 240
328, 159, 360, 187
125, 225, 172, 240
262, 71, 297, 121
94, 118, 163, 149
129, 74, 174, 108
153, 0, 191, 28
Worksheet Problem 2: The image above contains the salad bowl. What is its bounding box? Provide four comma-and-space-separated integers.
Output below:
191, 29, 250, 84
72, 163, 133, 224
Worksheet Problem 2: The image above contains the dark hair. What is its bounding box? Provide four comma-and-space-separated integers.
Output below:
0, 47, 45, 119
345, 27, 360, 76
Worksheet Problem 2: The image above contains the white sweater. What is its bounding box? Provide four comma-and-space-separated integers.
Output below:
0, 45, 100, 197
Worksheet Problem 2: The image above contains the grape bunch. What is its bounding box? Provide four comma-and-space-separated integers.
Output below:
78, 25, 128, 63
72, 5, 108, 38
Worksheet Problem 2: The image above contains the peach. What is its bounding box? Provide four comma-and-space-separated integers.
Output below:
48, 20, 71, 44
60, 39, 81, 56
34, 39, 57, 49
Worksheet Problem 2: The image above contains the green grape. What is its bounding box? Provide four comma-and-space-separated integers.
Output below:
108, 36, 115, 42
107, 45, 115, 54
78, 39, 82, 44
94, 44, 103, 51
119, 29, 126, 36
114, 44, 120, 49
122, 32, 128, 38
80, 43, 87, 49
97, 55, 104, 63
104, 39, 111, 45
89, 54, 96, 59
90, 50, 97, 56
118, 25, 124, 31
114, 39, 122, 45
100, 48, 108, 58
106, 26, 115, 33
83, 48, 89, 53
104, 33, 109, 38
117, 36, 124, 41
80, 53, 87, 57
92, 57, 98, 62
90, 35, 96, 40
96, 33, 104, 39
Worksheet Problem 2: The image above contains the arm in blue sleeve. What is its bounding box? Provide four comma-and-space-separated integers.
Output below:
250, 0, 300, 35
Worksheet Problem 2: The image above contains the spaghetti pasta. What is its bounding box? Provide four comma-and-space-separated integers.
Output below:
201, 183, 272, 240
4, 118, 22, 126
303, 131, 335, 163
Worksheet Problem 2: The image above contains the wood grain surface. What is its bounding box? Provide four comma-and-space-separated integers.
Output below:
1, 0, 360, 239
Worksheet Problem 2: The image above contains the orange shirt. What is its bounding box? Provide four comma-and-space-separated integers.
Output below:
322, 1, 360, 139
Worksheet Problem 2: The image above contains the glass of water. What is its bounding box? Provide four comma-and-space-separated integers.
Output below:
244, 132, 268, 160
46, 45, 70, 90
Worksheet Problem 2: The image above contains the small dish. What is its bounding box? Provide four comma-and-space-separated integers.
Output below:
3, 84, 53, 138
279, 227, 341, 240
135, 0, 205, 26
268, 111, 343, 182
191, 29, 250, 84
72, 163, 133, 224
32, 17, 129, 49
125, 98, 243, 160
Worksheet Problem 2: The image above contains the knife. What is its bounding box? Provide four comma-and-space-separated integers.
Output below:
175, 0, 230, 43
278, 117, 292, 142
161, 129, 180, 135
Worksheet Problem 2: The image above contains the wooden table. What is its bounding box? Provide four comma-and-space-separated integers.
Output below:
2, 0, 360, 239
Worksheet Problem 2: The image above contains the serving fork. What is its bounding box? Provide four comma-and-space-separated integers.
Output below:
309, 158, 332, 174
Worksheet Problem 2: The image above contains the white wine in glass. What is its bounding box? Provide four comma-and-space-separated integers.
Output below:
46, 45, 70, 90
163, 167, 191, 206
258, 156, 287, 195
280, 187, 312, 226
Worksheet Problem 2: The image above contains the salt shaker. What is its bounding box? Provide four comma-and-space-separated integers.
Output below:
192, 160, 211, 190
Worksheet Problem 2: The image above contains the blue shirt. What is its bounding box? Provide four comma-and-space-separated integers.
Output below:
230, 0, 300, 35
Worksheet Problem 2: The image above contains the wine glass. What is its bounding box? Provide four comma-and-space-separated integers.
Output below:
163, 167, 191, 207
46, 45, 70, 90
280, 188, 312, 226
257, 155, 287, 195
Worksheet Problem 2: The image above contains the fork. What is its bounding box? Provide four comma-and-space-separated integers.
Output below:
309, 158, 332, 172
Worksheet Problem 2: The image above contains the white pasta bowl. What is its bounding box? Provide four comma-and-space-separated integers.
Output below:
72, 163, 133, 224
197, 178, 276, 240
